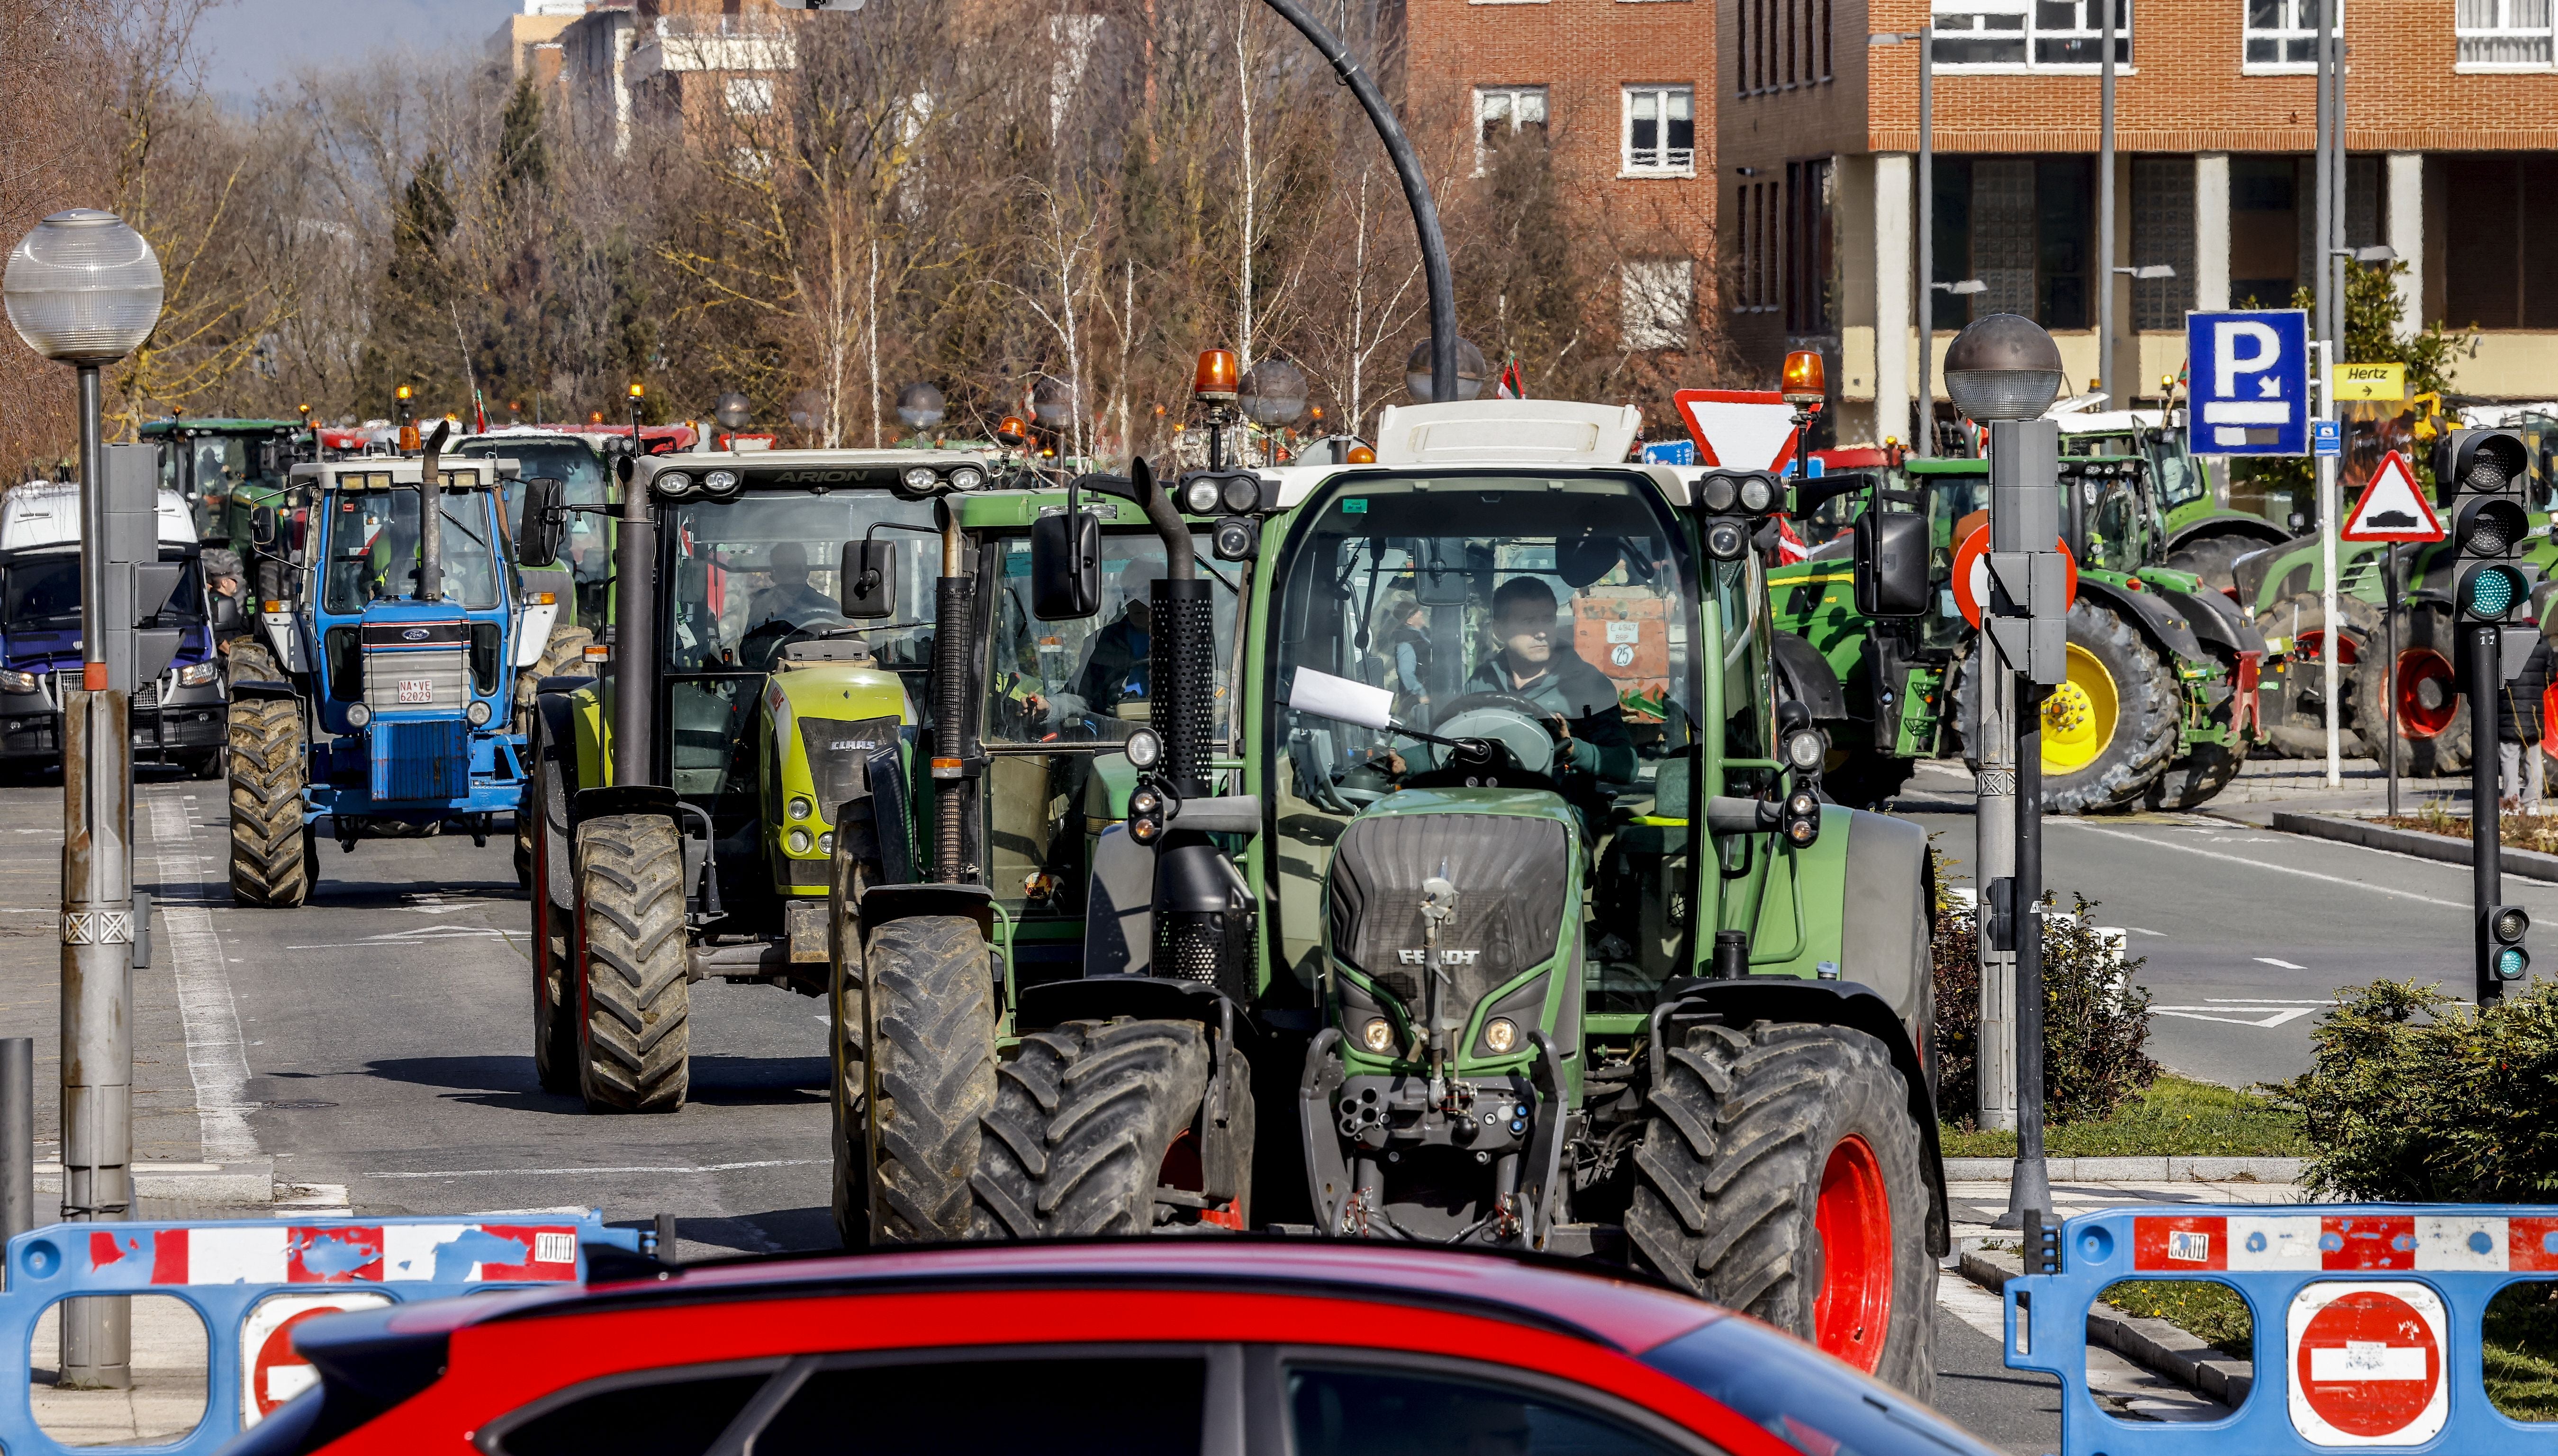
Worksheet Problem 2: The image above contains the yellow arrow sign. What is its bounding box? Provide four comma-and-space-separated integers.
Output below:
2331, 362, 2407, 401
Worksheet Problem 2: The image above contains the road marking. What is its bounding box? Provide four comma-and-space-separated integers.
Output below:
2152, 1006, 2325, 1028
286, 926, 514, 949
2210, 998, 2335, 1004
365, 1159, 827, 1179
2057, 822, 2466, 908
2255, 957, 2310, 970
2128, 926, 2165, 936
151, 791, 259, 1161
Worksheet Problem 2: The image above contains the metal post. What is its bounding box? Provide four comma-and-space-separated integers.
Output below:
2097, 0, 2117, 410
2328, 1, 2349, 364
2386, 543, 2400, 816
1975, 666, 2016, 1132
62, 366, 133, 1387
609, 464, 657, 787
1916, 29, 1935, 456
1, 1036, 32, 1274
2319, 341, 2341, 786
2010, 673, 2051, 1223
931, 501, 973, 883
2474, 622, 2505, 1003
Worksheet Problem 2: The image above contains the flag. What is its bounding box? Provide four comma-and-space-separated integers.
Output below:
1774, 514, 1809, 564
1496, 359, 1525, 400
473, 390, 488, 434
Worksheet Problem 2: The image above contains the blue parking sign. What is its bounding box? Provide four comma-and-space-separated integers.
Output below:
2185, 309, 2310, 456
2311, 418, 2341, 456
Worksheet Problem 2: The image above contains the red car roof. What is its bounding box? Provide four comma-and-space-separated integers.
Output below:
427, 1239, 1727, 1357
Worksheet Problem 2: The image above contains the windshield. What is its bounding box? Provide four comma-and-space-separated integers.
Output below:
319, 481, 506, 613
984, 528, 1243, 747
5, 552, 200, 631
190, 435, 286, 502
2143, 429, 2209, 509
1269, 472, 1707, 991
660, 491, 938, 802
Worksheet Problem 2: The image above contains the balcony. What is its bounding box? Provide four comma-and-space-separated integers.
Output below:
629, 13, 797, 81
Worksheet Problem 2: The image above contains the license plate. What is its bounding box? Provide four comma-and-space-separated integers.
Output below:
397, 678, 433, 704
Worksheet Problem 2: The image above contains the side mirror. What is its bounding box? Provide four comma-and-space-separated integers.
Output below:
210, 592, 243, 633
1030, 510, 1101, 620
518, 476, 568, 566
838, 539, 896, 619
251, 505, 278, 548
1852, 509, 1932, 618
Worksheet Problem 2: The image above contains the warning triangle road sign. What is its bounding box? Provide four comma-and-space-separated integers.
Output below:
2340, 450, 2445, 542
1672, 389, 1800, 472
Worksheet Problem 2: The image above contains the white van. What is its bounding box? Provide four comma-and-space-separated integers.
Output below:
0, 480, 197, 552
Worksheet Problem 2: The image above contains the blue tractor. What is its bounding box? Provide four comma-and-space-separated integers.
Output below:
226, 424, 548, 905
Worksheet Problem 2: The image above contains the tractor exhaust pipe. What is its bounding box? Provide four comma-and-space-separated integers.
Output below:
931, 500, 973, 883
417, 419, 451, 602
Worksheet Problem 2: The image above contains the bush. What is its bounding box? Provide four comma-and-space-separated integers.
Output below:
1932, 863, 2161, 1128
2267, 978, 2558, 1202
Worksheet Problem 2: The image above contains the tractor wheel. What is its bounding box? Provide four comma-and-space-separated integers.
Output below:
2159, 534, 2260, 598
1953, 599, 2180, 813
573, 813, 689, 1113
829, 920, 869, 1248
853, 916, 997, 1244
513, 625, 595, 888
226, 640, 280, 685
2144, 648, 2253, 812
2352, 604, 2471, 778
1627, 1021, 1936, 1398
227, 693, 310, 908
2250, 592, 2377, 759
975, 1017, 1219, 1237
526, 741, 578, 1095
1821, 749, 1916, 811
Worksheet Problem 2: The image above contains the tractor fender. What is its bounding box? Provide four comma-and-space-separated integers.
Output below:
1084, 822, 1157, 978
571, 784, 679, 826
1772, 629, 1850, 723
859, 881, 994, 938
1015, 972, 1244, 1038
2075, 575, 2205, 665
1654, 978, 1950, 1257
2163, 515, 2288, 557
2154, 582, 2267, 659
529, 693, 580, 907
228, 677, 300, 702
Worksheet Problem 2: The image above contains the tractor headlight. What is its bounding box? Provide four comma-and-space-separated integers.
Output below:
1123, 728, 1163, 770
465, 699, 493, 727
948, 466, 985, 491
655, 470, 695, 498
903, 466, 940, 492
180, 661, 220, 688
1131, 787, 1162, 817
1482, 1017, 1519, 1054
1705, 518, 1748, 560
701, 469, 741, 495
1783, 726, 1826, 773
1698, 473, 1738, 512
818, 831, 834, 857
1220, 474, 1261, 513
787, 827, 813, 855
344, 701, 372, 728
1737, 473, 1775, 512
1359, 1017, 1395, 1053
1182, 476, 1223, 515
789, 795, 813, 821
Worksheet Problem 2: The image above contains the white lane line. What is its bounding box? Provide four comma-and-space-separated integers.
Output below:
2151, 1007, 2323, 1028
2254, 956, 2309, 970
365, 1159, 827, 1179
2128, 926, 2165, 936
151, 792, 259, 1161
2057, 821, 2466, 907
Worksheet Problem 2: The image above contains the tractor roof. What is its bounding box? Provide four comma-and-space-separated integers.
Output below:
139, 419, 298, 436
628, 447, 995, 498
291, 458, 516, 491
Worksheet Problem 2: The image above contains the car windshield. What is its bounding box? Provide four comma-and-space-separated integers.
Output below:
983, 527, 1243, 747
319, 478, 506, 613
3, 555, 84, 627
190, 434, 285, 499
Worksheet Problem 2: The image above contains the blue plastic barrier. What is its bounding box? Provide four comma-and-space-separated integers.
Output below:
2004, 1204, 2558, 1454
0, 1212, 641, 1455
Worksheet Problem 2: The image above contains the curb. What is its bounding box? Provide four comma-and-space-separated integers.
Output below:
35, 1159, 275, 1204
1941, 1156, 2304, 1183
2269, 810, 2558, 883
1960, 1246, 2253, 1407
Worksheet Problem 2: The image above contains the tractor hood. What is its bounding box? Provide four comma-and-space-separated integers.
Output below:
759, 654, 913, 888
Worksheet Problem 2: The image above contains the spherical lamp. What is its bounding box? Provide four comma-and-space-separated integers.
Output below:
5, 210, 164, 365
1403, 337, 1487, 403
895, 382, 946, 431
1941, 313, 2064, 424
1238, 358, 1310, 427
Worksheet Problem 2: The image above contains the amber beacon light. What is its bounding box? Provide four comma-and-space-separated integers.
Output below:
1781, 350, 1826, 405
1193, 349, 1240, 404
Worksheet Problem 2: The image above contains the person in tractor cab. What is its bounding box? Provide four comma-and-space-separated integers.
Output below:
1076, 595, 1152, 712
747, 541, 839, 629
1468, 575, 1636, 786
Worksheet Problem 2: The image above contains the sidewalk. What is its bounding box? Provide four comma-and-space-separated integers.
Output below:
1897, 754, 2468, 824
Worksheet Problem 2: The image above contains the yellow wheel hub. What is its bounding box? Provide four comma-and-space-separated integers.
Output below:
2041, 643, 2119, 775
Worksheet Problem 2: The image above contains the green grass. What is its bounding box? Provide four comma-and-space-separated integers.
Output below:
2101, 1280, 2253, 1361
1938, 1075, 2307, 1158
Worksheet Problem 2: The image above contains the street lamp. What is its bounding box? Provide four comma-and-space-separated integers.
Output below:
1240, 358, 1310, 427
1404, 337, 1487, 402
3, 208, 163, 1391
2336, 244, 2398, 265
895, 382, 946, 432
714, 391, 753, 432
1942, 312, 2066, 424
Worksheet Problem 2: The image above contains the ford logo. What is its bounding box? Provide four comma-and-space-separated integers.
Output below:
401, 628, 429, 641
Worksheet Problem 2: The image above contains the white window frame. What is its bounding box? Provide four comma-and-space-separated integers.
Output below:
1620, 86, 1696, 178
1472, 86, 1549, 175
1622, 259, 1695, 350
2242, 0, 2328, 73
2456, 0, 2557, 71
1929, 0, 2134, 73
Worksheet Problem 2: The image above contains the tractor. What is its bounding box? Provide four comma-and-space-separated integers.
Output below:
518, 445, 1002, 1115
1772, 450, 2267, 813
140, 417, 299, 577
224, 425, 547, 905
838, 395, 1948, 1393
2052, 409, 2294, 594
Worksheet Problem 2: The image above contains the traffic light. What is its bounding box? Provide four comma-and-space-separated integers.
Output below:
2438, 429, 2537, 623
2486, 903, 2531, 983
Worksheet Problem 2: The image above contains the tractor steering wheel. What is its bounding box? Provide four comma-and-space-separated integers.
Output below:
741, 611, 851, 671
1425, 692, 1564, 778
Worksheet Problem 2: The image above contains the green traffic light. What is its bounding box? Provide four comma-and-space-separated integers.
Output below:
2497, 945, 2530, 980
2466, 565, 2523, 619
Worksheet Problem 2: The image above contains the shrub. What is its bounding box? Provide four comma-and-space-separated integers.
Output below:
2267, 978, 2558, 1202
1931, 863, 2161, 1128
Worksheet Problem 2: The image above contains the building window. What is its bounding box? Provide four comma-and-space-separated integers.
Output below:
1735, 0, 1832, 94
1623, 259, 1694, 349
2130, 156, 2196, 331
2243, 0, 2329, 71
1734, 181, 1779, 311
2457, 0, 2555, 69
1622, 87, 1694, 174
1473, 87, 1548, 172
725, 78, 775, 115
1784, 159, 1834, 334
1931, 0, 2130, 69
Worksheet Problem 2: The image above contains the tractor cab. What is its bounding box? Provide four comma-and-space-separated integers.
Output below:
455, 429, 618, 635
140, 417, 298, 560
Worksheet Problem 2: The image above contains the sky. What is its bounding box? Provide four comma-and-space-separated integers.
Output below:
195, 0, 523, 100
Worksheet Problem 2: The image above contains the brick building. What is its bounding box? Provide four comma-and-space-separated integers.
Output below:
1721, 0, 2558, 447
558, 0, 797, 158
1400, 0, 1721, 353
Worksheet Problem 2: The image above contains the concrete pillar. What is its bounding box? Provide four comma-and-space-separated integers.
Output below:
2388, 153, 2424, 341
1874, 153, 1913, 448
2196, 153, 2231, 312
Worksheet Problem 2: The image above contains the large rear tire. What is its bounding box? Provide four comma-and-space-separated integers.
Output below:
2250, 592, 2375, 759
2159, 533, 2259, 598
1821, 749, 1916, 811
851, 915, 998, 1244
526, 734, 578, 1095
227, 693, 310, 908
2351, 604, 2471, 778
975, 1017, 1214, 1237
574, 813, 689, 1113
1626, 1021, 1937, 1398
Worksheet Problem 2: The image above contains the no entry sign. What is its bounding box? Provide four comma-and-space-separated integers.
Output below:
1950, 524, 2078, 631
2287, 1282, 2449, 1446
240, 1290, 392, 1424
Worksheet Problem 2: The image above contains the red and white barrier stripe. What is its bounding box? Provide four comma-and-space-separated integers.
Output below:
2133, 1213, 2558, 1273
87, 1223, 581, 1285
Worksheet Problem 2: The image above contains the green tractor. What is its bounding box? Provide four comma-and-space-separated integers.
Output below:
517, 446, 1001, 1114
142, 418, 300, 573
2053, 409, 2296, 593
841, 400, 1948, 1392
1772, 451, 2267, 813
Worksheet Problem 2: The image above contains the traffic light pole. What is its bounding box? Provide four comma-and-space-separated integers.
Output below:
2474, 621, 2505, 1004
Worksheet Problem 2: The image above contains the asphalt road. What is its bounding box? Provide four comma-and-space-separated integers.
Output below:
1902, 762, 2558, 1088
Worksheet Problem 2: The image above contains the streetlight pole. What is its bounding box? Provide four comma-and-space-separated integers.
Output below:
5, 209, 164, 1390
